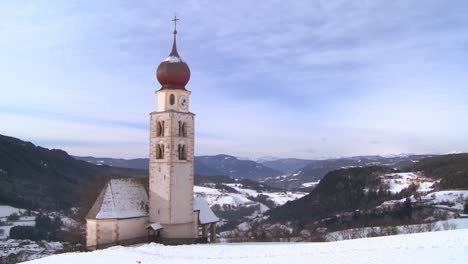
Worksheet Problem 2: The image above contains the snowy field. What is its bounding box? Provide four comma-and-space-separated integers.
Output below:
422, 190, 468, 210
26, 229, 468, 264
194, 185, 306, 209
326, 218, 468, 241
380, 172, 436, 194
379, 190, 468, 210
0, 205, 25, 218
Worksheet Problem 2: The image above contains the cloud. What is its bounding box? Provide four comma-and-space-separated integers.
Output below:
1, 0, 467, 158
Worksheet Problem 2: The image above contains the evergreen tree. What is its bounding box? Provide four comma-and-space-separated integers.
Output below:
7, 213, 19, 221
403, 198, 413, 219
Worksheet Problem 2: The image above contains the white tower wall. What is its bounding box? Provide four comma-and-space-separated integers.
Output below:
149, 89, 198, 240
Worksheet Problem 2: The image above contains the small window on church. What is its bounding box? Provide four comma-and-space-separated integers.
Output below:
169, 94, 175, 105
178, 121, 187, 137
156, 144, 164, 159
178, 144, 187, 160
156, 121, 165, 137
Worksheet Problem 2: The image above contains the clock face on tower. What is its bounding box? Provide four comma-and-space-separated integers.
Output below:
179, 95, 188, 110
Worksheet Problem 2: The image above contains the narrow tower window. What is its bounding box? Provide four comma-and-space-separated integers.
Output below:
178, 144, 186, 160
156, 144, 164, 159
156, 121, 165, 137
169, 94, 175, 105
178, 121, 187, 137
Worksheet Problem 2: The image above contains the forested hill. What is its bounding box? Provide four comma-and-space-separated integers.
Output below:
0, 134, 146, 211
266, 166, 394, 224
408, 153, 468, 189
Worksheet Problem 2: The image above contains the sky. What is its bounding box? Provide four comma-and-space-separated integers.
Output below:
1, 0, 468, 159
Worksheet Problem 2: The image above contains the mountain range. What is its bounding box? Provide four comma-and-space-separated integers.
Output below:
76, 154, 439, 190
262, 155, 436, 189
76, 154, 283, 180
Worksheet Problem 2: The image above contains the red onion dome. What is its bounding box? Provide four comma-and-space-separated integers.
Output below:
156, 30, 190, 90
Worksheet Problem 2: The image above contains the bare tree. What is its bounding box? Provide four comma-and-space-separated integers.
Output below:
442, 222, 457, 231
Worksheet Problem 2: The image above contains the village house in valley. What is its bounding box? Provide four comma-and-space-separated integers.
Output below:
86, 18, 219, 250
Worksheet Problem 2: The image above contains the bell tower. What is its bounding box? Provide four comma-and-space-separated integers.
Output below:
149, 16, 198, 241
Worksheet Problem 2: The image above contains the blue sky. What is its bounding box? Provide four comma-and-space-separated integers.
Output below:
1, 0, 467, 159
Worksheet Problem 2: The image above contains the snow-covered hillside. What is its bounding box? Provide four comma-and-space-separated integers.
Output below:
380, 172, 437, 194
195, 184, 305, 207
194, 184, 306, 220
25, 229, 468, 264
0, 206, 36, 240
0, 205, 76, 240
0, 240, 63, 263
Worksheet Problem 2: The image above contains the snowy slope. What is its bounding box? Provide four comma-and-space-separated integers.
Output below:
422, 190, 468, 210
26, 229, 468, 264
380, 172, 436, 194
0, 205, 25, 218
380, 190, 468, 211
194, 185, 306, 208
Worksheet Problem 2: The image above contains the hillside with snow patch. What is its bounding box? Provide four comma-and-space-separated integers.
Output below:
194, 183, 306, 222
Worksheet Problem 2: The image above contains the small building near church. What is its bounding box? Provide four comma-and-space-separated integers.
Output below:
86, 18, 219, 250
194, 197, 219, 242
86, 178, 149, 249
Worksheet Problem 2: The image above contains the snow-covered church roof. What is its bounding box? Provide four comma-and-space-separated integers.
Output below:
193, 197, 219, 224
86, 178, 218, 224
86, 178, 148, 220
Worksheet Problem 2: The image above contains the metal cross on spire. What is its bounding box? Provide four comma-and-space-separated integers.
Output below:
172, 14, 179, 34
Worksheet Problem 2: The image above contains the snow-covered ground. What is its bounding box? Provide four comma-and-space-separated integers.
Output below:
194, 186, 254, 208
0, 240, 63, 263
379, 190, 468, 211
301, 180, 320, 188
326, 218, 468, 241
194, 184, 306, 209
0, 205, 35, 240
422, 190, 468, 210
0, 205, 26, 218
26, 229, 468, 264
0, 205, 77, 240
380, 172, 436, 194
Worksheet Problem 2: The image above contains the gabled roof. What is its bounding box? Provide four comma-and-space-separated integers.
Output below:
148, 222, 163, 230
86, 178, 148, 220
193, 197, 219, 224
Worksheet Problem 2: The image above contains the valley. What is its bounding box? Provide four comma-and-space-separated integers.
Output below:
1, 134, 467, 263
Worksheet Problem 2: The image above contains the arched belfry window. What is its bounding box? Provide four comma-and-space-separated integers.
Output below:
178, 121, 187, 137
169, 94, 175, 105
178, 144, 186, 160
157, 121, 165, 137
156, 144, 164, 159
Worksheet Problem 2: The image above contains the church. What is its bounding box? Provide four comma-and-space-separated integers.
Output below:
85, 19, 219, 250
